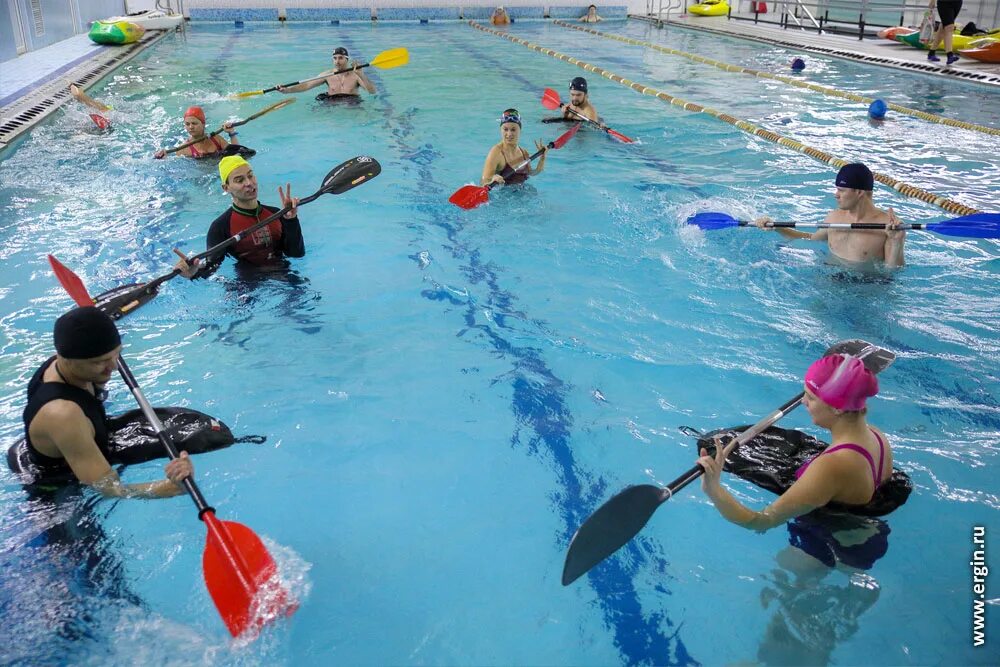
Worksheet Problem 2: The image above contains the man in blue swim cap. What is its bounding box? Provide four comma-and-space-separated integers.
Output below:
557, 77, 596, 123
868, 99, 888, 120
755, 163, 906, 267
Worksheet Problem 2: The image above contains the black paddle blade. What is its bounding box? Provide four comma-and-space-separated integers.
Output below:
322, 155, 382, 195
562, 484, 668, 586
94, 283, 159, 320
826, 339, 895, 374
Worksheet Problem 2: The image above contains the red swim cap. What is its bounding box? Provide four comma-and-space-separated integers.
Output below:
804, 354, 878, 411
184, 106, 206, 123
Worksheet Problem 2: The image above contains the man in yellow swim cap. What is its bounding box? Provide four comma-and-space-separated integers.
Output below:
174, 155, 303, 278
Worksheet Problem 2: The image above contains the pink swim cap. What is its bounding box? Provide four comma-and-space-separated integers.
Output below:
804, 354, 878, 411
184, 106, 206, 123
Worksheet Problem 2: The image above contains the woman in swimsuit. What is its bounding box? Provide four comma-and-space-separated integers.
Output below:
154, 106, 238, 159
480, 108, 547, 187
698, 353, 892, 531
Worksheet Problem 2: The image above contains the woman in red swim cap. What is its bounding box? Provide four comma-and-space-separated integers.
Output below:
697, 353, 893, 531
154, 106, 239, 159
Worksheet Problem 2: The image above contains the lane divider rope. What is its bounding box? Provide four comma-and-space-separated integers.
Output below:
553, 20, 1000, 138
467, 21, 981, 216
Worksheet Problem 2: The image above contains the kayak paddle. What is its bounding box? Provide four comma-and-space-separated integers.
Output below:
91, 155, 381, 319
687, 211, 1000, 238
159, 98, 295, 156
48, 254, 297, 638
561, 338, 896, 586
449, 123, 581, 210
232, 47, 410, 99
541, 87, 633, 144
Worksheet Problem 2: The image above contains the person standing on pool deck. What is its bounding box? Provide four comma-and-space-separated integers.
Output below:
481, 109, 548, 186
697, 354, 893, 531
175, 155, 302, 278
18, 307, 195, 497
562, 77, 599, 123
580, 4, 603, 22
154, 106, 239, 159
276, 47, 376, 99
927, 0, 964, 64
754, 163, 905, 267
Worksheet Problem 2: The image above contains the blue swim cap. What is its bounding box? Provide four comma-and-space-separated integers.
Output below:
868, 99, 888, 119
790, 57, 806, 71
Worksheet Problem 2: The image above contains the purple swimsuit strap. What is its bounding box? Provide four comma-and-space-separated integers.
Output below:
794, 428, 887, 494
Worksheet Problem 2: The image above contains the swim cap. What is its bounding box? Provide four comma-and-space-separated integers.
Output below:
333, 46, 349, 57
219, 155, 250, 184
790, 57, 806, 71
570, 77, 588, 93
500, 108, 521, 126
835, 163, 874, 191
868, 99, 888, 119
54, 306, 121, 360
804, 354, 878, 411
184, 106, 206, 123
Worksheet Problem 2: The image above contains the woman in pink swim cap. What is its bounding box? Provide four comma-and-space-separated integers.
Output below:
697, 354, 893, 532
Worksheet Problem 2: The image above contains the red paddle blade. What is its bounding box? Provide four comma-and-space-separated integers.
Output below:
541, 87, 562, 110
202, 513, 297, 638
606, 128, 634, 144
89, 113, 111, 130
448, 184, 491, 210
48, 255, 96, 306
551, 122, 582, 149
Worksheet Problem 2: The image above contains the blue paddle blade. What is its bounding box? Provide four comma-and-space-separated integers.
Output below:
927, 213, 1000, 239
686, 211, 741, 230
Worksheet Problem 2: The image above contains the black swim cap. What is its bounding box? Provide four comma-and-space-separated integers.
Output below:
570, 77, 588, 93
54, 306, 121, 360
835, 163, 874, 191
333, 46, 349, 57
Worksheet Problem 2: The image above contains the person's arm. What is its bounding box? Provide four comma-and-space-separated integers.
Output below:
222, 121, 239, 147
754, 215, 823, 240
481, 146, 504, 185
272, 187, 304, 258
278, 73, 332, 94
697, 439, 842, 532
353, 66, 377, 94
531, 142, 547, 175
883, 207, 905, 268
176, 211, 231, 279
39, 401, 191, 499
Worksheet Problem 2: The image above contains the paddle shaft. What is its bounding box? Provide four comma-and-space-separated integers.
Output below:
164, 101, 292, 155
263, 64, 372, 94
115, 356, 215, 515
559, 102, 610, 133
753, 221, 928, 231
487, 143, 555, 191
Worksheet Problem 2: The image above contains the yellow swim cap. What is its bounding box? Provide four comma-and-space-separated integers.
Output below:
219, 155, 250, 185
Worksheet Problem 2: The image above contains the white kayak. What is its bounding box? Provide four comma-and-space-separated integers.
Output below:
102, 9, 183, 31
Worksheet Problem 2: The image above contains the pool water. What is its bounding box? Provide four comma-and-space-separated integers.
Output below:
0, 19, 998, 666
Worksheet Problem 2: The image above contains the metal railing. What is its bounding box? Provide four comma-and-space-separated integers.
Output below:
728, 1, 934, 40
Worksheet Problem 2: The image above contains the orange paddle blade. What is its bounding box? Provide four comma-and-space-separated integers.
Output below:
202, 513, 297, 638
449, 184, 491, 210
48, 255, 96, 306
541, 88, 562, 110
606, 128, 634, 144
551, 122, 582, 148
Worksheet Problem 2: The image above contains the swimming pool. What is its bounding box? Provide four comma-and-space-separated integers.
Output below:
0, 19, 998, 665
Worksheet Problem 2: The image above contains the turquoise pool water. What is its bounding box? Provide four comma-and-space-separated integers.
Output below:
1, 19, 998, 666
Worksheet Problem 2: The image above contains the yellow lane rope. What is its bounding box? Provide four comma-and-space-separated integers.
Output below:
553, 20, 1000, 138
468, 21, 981, 216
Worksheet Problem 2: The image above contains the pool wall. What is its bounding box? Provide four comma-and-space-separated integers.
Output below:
183, 0, 636, 22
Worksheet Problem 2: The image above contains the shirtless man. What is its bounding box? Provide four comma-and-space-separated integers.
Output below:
756, 163, 906, 267
562, 77, 599, 123
277, 47, 376, 99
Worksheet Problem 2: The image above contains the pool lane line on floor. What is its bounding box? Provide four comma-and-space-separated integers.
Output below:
340, 30, 695, 666
468, 21, 982, 218
553, 21, 1000, 139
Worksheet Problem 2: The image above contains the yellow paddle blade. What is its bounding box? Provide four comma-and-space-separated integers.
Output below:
371, 47, 409, 69
231, 89, 265, 99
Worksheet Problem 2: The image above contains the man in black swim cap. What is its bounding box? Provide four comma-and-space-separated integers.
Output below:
755, 163, 906, 267
276, 45, 376, 98
17, 307, 195, 496
563, 77, 600, 123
